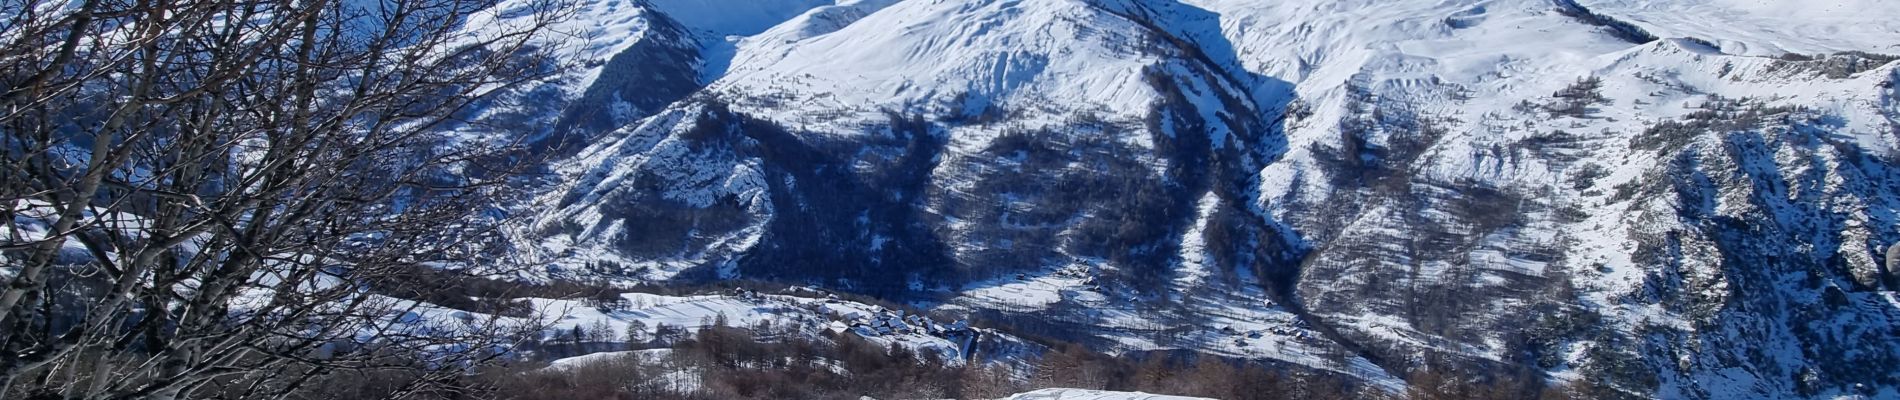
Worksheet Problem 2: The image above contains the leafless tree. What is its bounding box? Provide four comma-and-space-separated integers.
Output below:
0, 0, 575, 397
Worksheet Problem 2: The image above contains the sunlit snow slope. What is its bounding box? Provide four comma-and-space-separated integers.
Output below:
507, 0, 1900, 398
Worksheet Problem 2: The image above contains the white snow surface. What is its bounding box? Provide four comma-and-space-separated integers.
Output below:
1579, 0, 1900, 56
709, 0, 1168, 133
522, 290, 1013, 365
545, 349, 675, 370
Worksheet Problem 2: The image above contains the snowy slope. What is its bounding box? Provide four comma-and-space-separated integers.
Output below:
398, 288, 1042, 368
1578, 0, 1900, 56
506, 0, 1900, 398
1160, 0, 1900, 397
525, 0, 1275, 282
445, 0, 711, 148
1211, 1, 1900, 397
709, 0, 1168, 130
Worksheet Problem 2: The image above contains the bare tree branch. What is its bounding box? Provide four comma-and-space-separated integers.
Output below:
0, 0, 576, 397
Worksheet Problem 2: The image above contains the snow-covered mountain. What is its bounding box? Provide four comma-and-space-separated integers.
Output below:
489, 0, 1900, 398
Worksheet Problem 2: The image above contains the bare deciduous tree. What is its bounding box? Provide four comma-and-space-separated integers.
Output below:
0, 0, 574, 397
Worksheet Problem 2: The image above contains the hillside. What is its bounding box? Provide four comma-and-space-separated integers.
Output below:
493, 0, 1900, 398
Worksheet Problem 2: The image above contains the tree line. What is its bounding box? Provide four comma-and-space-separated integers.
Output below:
481, 316, 1591, 400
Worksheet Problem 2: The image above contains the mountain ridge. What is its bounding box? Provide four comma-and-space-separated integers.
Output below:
488, 0, 1900, 397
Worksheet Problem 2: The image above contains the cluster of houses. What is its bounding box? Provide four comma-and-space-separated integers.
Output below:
840, 308, 973, 339
729, 288, 765, 301
754, 287, 979, 342
1219, 321, 1317, 348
